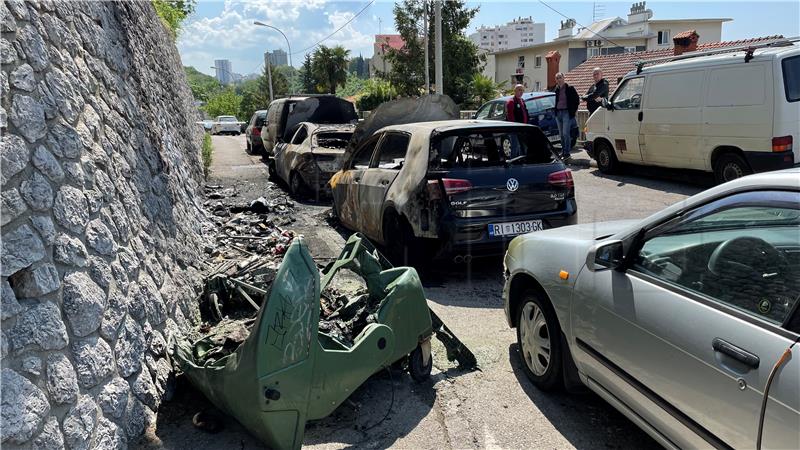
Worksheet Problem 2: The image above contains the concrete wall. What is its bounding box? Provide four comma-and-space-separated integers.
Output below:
1, 0, 210, 447
645, 21, 725, 50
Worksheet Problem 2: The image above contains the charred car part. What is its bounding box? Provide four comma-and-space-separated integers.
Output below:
331, 111, 578, 265
272, 122, 355, 200
174, 233, 476, 450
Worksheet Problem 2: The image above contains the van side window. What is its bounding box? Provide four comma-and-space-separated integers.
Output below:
781, 55, 799, 103
612, 77, 644, 110
352, 135, 379, 169
374, 133, 411, 170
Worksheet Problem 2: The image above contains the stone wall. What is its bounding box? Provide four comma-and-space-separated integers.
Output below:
1, 1, 211, 447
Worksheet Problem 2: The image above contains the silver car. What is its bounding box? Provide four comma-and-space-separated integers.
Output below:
503, 168, 799, 449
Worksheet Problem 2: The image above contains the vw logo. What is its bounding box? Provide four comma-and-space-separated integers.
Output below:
506, 178, 519, 192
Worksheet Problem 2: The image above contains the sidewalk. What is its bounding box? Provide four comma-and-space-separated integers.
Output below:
555, 144, 595, 169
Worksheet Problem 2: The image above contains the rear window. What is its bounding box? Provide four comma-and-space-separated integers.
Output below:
315, 132, 352, 149
431, 129, 554, 169
219, 116, 237, 122
255, 112, 267, 126
782, 55, 800, 102
525, 96, 555, 114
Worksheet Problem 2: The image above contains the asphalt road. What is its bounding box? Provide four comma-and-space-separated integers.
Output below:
141, 134, 705, 449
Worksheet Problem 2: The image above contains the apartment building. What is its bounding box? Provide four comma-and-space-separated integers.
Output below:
470, 16, 546, 52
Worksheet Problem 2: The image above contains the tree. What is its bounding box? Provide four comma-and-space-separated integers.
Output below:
349, 54, 369, 79
356, 78, 397, 111
385, 0, 483, 104
299, 53, 317, 94
311, 45, 350, 95
152, 0, 196, 38
237, 64, 289, 120
337, 72, 366, 98
469, 74, 508, 108
184, 66, 221, 102
203, 88, 242, 118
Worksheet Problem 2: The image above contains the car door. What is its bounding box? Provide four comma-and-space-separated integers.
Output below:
332, 135, 381, 230
358, 132, 411, 240
573, 189, 800, 449
606, 77, 645, 162
279, 125, 309, 182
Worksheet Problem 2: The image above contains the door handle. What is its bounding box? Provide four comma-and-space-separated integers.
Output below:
637, 111, 643, 122
380, 180, 389, 186
712, 338, 760, 369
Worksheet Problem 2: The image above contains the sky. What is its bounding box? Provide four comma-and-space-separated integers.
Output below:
177, 0, 800, 76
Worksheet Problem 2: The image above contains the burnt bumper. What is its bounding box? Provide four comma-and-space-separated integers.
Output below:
743, 150, 794, 173
438, 200, 578, 257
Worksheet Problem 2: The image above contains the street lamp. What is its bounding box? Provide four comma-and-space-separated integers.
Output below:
254, 21, 294, 95
211, 65, 236, 85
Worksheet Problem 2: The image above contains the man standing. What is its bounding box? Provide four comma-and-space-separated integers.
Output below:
505, 84, 529, 123
582, 68, 609, 115
553, 72, 579, 160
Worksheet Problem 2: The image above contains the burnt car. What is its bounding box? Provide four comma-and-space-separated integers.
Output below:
330, 119, 577, 264
272, 122, 355, 199
245, 109, 268, 154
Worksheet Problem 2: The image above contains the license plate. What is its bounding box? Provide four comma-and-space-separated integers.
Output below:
488, 220, 544, 237
547, 135, 560, 142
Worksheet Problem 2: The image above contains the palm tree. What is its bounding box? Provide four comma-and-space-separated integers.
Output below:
470, 74, 508, 107
312, 45, 350, 94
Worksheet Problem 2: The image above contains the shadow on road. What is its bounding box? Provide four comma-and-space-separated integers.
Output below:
579, 164, 715, 192
507, 344, 660, 450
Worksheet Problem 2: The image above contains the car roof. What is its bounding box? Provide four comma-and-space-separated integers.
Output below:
496, 91, 554, 102
377, 119, 535, 135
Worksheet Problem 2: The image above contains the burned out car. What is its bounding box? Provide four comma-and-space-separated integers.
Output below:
272, 122, 355, 198
331, 119, 577, 263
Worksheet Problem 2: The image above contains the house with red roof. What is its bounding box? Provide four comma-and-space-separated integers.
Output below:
370, 34, 406, 77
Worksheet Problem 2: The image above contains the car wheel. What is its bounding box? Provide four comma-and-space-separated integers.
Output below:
289, 171, 309, 198
595, 140, 619, 174
516, 290, 563, 391
245, 139, 252, 154
408, 341, 432, 382
714, 152, 751, 184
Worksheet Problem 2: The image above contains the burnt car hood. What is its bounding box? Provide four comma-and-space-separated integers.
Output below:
282, 97, 358, 142
344, 94, 459, 159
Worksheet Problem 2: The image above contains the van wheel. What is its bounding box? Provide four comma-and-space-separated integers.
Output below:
714, 153, 751, 184
516, 290, 563, 391
595, 140, 618, 174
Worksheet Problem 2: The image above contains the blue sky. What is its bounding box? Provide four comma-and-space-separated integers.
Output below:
177, 1, 800, 76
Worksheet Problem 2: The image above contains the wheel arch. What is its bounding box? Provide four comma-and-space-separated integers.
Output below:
508, 271, 553, 329
593, 136, 615, 155
710, 145, 750, 171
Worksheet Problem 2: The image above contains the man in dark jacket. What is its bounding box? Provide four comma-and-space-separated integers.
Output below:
582, 68, 609, 115
553, 72, 579, 159
505, 84, 529, 123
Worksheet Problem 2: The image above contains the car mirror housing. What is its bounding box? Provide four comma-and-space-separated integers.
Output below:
586, 240, 624, 271
603, 98, 614, 111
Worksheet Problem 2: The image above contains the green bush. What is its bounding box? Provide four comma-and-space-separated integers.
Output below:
356, 78, 397, 111
201, 133, 213, 179
152, 0, 196, 39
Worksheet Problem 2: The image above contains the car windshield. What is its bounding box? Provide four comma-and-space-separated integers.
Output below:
219, 116, 237, 122
315, 132, 352, 149
524, 96, 555, 114
431, 128, 554, 168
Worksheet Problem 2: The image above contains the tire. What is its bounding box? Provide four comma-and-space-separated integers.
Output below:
289, 171, 308, 198
409, 342, 432, 382
267, 159, 277, 181
245, 139, 252, 154
594, 140, 618, 174
516, 290, 563, 391
384, 213, 415, 267
713, 152, 751, 184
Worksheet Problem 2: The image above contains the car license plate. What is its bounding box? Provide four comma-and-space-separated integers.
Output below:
547, 135, 560, 142
488, 220, 544, 237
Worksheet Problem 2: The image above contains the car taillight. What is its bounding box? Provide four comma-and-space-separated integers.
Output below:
253, 127, 261, 136
772, 135, 792, 152
548, 169, 574, 188
441, 178, 473, 195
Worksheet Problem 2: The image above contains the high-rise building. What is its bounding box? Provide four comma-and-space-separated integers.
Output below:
265, 49, 288, 67
470, 16, 546, 52
214, 59, 233, 84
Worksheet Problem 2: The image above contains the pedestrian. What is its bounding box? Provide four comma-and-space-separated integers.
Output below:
505, 84, 529, 158
582, 67, 609, 115
553, 72, 579, 160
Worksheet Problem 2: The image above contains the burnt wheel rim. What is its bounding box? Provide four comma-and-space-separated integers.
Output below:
722, 162, 744, 181
519, 302, 551, 376
598, 148, 610, 168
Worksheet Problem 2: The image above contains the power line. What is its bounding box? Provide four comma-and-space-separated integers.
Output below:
292, 0, 375, 56
538, 0, 626, 49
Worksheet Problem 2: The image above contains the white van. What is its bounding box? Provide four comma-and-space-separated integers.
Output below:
585, 40, 799, 183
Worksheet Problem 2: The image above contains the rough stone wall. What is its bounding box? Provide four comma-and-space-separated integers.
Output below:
1, 0, 211, 447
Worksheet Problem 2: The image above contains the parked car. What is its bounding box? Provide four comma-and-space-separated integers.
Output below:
331, 119, 576, 264
474, 92, 563, 146
211, 115, 243, 135
273, 122, 355, 199
503, 168, 800, 449
245, 110, 268, 154
585, 39, 799, 183
197, 120, 213, 132
260, 95, 357, 156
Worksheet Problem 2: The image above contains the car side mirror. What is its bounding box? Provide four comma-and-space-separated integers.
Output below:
603, 98, 614, 111
586, 240, 624, 271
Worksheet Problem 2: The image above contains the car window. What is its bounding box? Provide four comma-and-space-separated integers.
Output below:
351, 135, 380, 169
255, 113, 267, 127
475, 104, 492, 120
373, 133, 410, 170
219, 116, 237, 122
432, 128, 554, 168
488, 102, 506, 120
634, 190, 800, 326
612, 77, 644, 110
525, 96, 555, 115
782, 55, 800, 103
291, 126, 308, 145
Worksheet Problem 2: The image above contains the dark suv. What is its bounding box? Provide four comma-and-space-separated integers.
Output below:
245, 110, 267, 154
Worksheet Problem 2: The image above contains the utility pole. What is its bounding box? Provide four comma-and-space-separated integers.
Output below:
434, 0, 443, 95
423, 0, 430, 94
264, 54, 274, 102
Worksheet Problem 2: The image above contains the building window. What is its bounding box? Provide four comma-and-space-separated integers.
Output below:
534, 81, 541, 91
588, 48, 601, 57
658, 29, 670, 45
534, 55, 542, 68
625, 46, 636, 53
517, 56, 525, 68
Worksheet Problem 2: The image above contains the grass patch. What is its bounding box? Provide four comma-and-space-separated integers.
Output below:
202, 132, 213, 179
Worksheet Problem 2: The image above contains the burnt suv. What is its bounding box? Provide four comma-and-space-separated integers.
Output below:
330, 120, 577, 264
